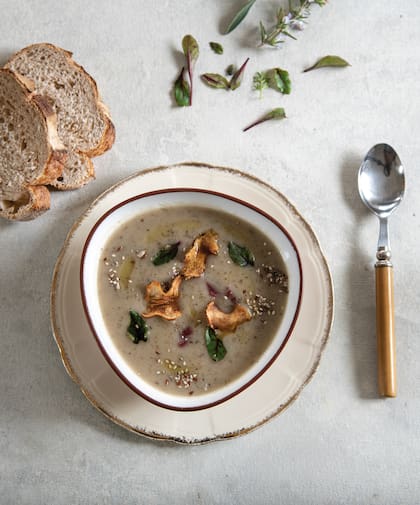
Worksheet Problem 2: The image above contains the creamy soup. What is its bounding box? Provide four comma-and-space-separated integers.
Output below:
97, 206, 289, 397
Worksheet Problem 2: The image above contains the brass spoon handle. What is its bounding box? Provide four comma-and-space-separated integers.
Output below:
375, 264, 397, 397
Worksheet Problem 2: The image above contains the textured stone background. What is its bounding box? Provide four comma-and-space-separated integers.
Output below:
1, 1, 420, 503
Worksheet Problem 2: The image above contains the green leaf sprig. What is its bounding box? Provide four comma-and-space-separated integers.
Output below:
303, 55, 351, 72
152, 242, 180, 266
260, 0, 327, 47
228, 241, 255, 266
225, 0, 257, 34
243, 107, 286, 132
253, 72, 269, 99
209, 42, 224, 55
201, 57, 250, 91
127, 310, 148, 344
205, 326, 227, 361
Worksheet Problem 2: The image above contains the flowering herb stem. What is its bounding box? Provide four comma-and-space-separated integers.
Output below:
260, 0, 326, 47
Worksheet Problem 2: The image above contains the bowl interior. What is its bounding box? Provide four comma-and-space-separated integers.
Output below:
81, 189, 301, 410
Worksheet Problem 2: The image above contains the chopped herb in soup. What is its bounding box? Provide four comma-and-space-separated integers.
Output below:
98, 206, 289, 396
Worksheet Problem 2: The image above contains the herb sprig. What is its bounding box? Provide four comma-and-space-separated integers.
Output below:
260, 0, 327, 47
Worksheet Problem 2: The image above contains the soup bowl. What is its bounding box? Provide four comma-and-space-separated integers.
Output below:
80, 189, 302, 411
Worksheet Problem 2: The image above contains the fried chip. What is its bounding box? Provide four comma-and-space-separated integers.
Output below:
205, 300, 252, 333
142, 275, 182, 320
182, 229, 219, 279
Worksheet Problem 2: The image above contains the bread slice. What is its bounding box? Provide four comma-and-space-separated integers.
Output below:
0, 69, 67, 220
6, 43, 115, 189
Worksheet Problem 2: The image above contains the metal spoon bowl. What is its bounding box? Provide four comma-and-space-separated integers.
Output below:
358, 143, 405, 397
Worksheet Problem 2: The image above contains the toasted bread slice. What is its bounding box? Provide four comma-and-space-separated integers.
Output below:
0, 69, 67, 220
6, 43, 115, 189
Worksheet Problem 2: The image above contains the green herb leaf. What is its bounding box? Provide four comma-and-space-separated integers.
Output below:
225, 0, 257, 34
201, 73, 230, 89
182, 35, 199, 68
267, 68, 291, 94
228, 241, 255, 266
243, 107, 286, 132
229, 57, 250, 90
303, 55, 351, 72
209, 42, 224, 55
205, 326, 227, 362
226, 64, 237, 76
253, 71, 269, 99
127, 310, 148, 344
182, 35, 199, 105
152, 242, 180, 265
173, 67, 190, 107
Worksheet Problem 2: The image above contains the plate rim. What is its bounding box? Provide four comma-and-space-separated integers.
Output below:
50, 162, 334, 444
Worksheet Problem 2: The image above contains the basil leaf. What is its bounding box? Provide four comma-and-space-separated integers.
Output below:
174, 67, 190, 107
225, 0, 257, 34
205, 326, 227, 362
201, 73, 230, 89
152, 242, 180, 265
228, 241, 255, 266
303, 55, 350, 72
127, 310, 148, 344
209, 42, 224, 55
267, 68, 291, 94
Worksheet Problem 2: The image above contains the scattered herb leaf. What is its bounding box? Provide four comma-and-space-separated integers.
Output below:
182, 35, 199, 105
205, 326, 227, 361
228, 241, 255, 266
201, 73, 230, 89
127, 310, 148, 344
267, 67, 291, 94
225, 0, 257, 34
226, 64, 237, 76
174, 67, 190, 107
210, 42, 224, 55
303, 55, 351, 72
229, 57, 250, 90
253, 71, 269, 99
243, 107, 286, 132
152, 242, 180, 265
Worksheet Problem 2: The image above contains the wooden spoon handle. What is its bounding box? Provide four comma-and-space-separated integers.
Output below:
375, 265, 397, 397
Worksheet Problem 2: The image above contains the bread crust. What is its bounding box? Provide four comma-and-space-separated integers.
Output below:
6, 43, 116, 158
0, 185, 50, 221
0, 69, 67, 220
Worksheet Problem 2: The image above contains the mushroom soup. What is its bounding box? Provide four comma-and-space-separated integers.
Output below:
98, 205, 289, 397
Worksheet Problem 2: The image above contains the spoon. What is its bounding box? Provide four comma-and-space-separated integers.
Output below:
358, 143, 405, 397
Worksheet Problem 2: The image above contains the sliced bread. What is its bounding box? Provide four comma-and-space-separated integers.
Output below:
0, 69, 67, 220
6, 43, 115, 189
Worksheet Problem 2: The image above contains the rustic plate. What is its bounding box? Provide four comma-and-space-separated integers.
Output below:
50, 163, 333, 444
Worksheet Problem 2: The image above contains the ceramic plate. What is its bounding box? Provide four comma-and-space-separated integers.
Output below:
50, 163, 333, 444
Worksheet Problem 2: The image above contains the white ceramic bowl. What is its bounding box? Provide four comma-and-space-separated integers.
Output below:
80, 189, 302, 411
